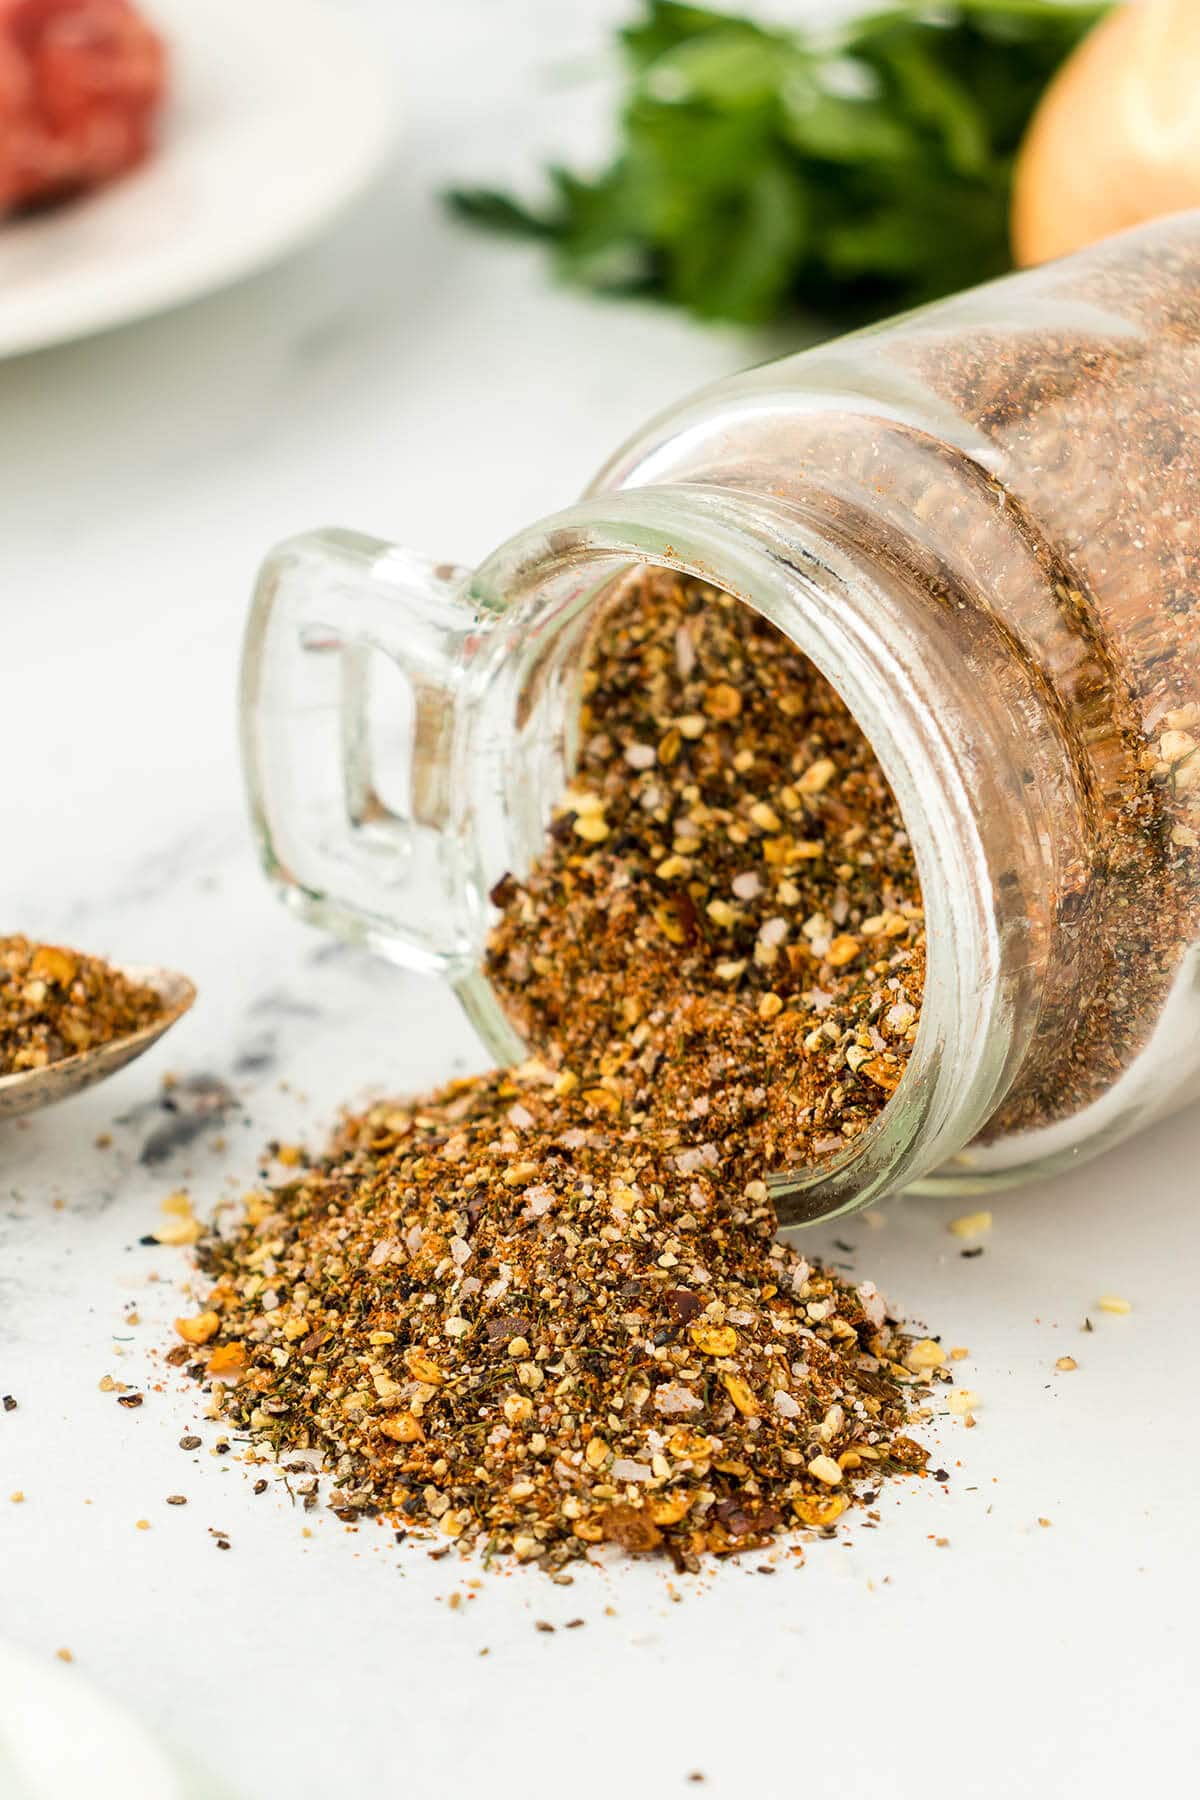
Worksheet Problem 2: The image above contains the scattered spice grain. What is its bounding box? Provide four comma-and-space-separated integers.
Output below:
948, 1212, 992, 1239
154, 1192, 203, 1248
0, 935, 164, 1073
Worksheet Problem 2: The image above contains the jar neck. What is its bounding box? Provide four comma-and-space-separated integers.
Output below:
460, 481, 1092, 1222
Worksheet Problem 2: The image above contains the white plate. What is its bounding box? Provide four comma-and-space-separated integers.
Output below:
0, 1640, 203, 1800
0, 0, 396, 359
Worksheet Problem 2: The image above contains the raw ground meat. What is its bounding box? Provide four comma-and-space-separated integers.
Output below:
0, 0, 165, 215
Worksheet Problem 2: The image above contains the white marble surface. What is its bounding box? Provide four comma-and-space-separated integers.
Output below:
2, 3, 1198, 1796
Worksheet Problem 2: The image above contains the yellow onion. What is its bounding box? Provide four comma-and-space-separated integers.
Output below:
1012, 0, 1200, 266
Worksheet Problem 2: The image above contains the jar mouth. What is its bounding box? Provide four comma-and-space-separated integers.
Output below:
467, 483, 1032, 1225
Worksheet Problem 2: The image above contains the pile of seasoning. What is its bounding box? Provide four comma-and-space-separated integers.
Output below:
0, 934, 165, 1074
186, 569, 938, 1568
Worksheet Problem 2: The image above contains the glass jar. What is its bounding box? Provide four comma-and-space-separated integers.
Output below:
242, 212, 1200, 1226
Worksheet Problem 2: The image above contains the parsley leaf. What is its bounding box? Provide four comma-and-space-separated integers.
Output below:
448, 0, 1109, 326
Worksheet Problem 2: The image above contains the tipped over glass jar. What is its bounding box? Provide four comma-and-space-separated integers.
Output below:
241, 212, 1200, 1225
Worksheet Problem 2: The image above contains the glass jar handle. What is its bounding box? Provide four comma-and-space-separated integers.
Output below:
240, 529, 515, 1042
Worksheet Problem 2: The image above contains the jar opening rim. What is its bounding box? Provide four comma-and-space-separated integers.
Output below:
469, 483, 1023, 1222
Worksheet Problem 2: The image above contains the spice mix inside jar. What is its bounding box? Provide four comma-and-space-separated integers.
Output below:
242, 212, 1200, 1225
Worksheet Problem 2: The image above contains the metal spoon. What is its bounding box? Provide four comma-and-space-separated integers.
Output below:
0, 966, 196, 1121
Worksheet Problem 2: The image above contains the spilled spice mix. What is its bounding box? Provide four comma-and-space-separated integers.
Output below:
0, 935, 165, 1074
187, 569, 935, 1567
197, 1068, 935, 1568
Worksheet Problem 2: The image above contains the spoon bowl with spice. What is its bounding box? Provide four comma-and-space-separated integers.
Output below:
0, 938, 195, 1120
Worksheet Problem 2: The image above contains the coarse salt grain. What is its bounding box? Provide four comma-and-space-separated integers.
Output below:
856, 1281, 886, 1328
653, 1381, 704, 1416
